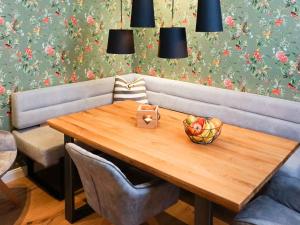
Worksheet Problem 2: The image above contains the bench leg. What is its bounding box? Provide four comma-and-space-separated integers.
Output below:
0, 179, 18, 206
25, 155, 65, 200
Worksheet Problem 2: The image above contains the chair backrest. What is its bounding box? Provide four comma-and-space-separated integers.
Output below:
123, 74, 300, 141
0, 131, 17, 152
65, 143, 136, 223
11, 77, 115, 130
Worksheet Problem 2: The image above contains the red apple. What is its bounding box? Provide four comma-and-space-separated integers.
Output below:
197, 117, 206, 126
191, 121, 204, 135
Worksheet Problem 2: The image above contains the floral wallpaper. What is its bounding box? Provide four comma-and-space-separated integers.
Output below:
1, 0, 300, 131
133, 0, 300, 101
0, 0, 133, 131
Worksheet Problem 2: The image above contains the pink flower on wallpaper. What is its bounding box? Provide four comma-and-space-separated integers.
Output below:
181, 18, 188, 25
84, 45, 92, 53
45, 45, 55, 56
70, 16, 77, 26
288, 83, 298, 92
87, 15, 95, 25
275, 18, 284, 26
42, 17, 49, 23
16, 51, 22, 61
25, 48, 33, 59
291, 12, 298, 17
149, 68, 157, 76
147, 44, 153, 49
64, 19, 69, 27
43, 78, 50, 86
180, 74, 188, 80
275, 51, 288, 63
0, 17, 5, 25
223, 49, 231, 56
94, 40, 100, 45
272, 88, 281, 96
0, 85, 5, 95
253, 50, 262, 61
86, 70, 95, 80
224, 78, 233, 89
225, 16, 235, 27
135, 66, 142, 73
236, 44, 243, 51
206, 76, 213, 86
55, 72, 61, 77
70, 72, 78, 83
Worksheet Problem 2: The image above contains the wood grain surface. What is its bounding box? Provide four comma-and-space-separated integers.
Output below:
48, 101, 299, 212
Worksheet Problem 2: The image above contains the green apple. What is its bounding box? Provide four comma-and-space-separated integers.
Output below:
186, 115, 197, 125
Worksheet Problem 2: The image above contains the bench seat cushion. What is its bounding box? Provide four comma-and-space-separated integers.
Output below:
13, 126, 64, 167
0, 151, 17, 177
264, 146, 300, 213
266, 175, 300, 213
277, 146, 300, 179
234, 195, 300, 225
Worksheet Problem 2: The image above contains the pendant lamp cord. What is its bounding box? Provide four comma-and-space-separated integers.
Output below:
172, 0, 174, 27
120, 0, 123, 29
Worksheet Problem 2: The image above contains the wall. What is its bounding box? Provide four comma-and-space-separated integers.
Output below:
0, 0, 133, 130
133, 0, 300, 101
1, 0, 300, 131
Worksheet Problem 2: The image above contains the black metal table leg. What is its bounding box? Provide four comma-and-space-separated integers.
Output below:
195, 195, 213, 225
64, 135, 75, 222
64, 135, 93, 223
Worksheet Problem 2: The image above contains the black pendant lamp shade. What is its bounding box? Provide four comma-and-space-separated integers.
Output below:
131, 0, 155, 28
158, 0, 188, 59
196, 0, 223, 32
158, 27, 188, 59
107, 29, 135, 54
107, 0, 135, 54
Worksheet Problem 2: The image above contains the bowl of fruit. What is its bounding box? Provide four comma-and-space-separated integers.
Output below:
183, 115, 223, 144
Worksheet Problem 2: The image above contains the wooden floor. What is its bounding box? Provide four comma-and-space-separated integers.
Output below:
0, 177, 229, 225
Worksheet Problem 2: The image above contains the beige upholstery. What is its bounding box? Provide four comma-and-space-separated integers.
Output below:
13, 126, 64, 167
11, 76, 115, 168
11, 73, 300, 169
0, 131, 17, 177
0, 151, 17, 177
0, 130, 18, 205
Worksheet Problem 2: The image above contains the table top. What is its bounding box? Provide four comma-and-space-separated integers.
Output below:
48, 101, 299, 212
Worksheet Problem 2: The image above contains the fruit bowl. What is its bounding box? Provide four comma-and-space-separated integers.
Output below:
183, 116, 223, 144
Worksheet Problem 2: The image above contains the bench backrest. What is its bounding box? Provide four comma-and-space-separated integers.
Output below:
11, 77, 115, 130
124, 74, 300, 141
12, 73, 300, 141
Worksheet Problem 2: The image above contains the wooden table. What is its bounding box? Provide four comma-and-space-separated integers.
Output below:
48, 101, 299, 225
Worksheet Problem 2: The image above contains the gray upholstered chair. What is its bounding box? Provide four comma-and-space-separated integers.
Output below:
0, 130, 18, 205
234, 147, 300, 225
234, 195, 300, 225
66, 143, 179, 225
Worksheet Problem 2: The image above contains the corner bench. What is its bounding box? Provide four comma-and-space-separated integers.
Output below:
11, 77, 115, 198
11, 73, 300, 202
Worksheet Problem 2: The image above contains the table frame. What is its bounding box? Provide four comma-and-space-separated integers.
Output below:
64, 135, 93, 223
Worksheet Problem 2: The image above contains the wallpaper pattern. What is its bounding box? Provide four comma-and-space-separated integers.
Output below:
0, 0, 133, 130
0, 0, 300, 131
133, 0, 300, 102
